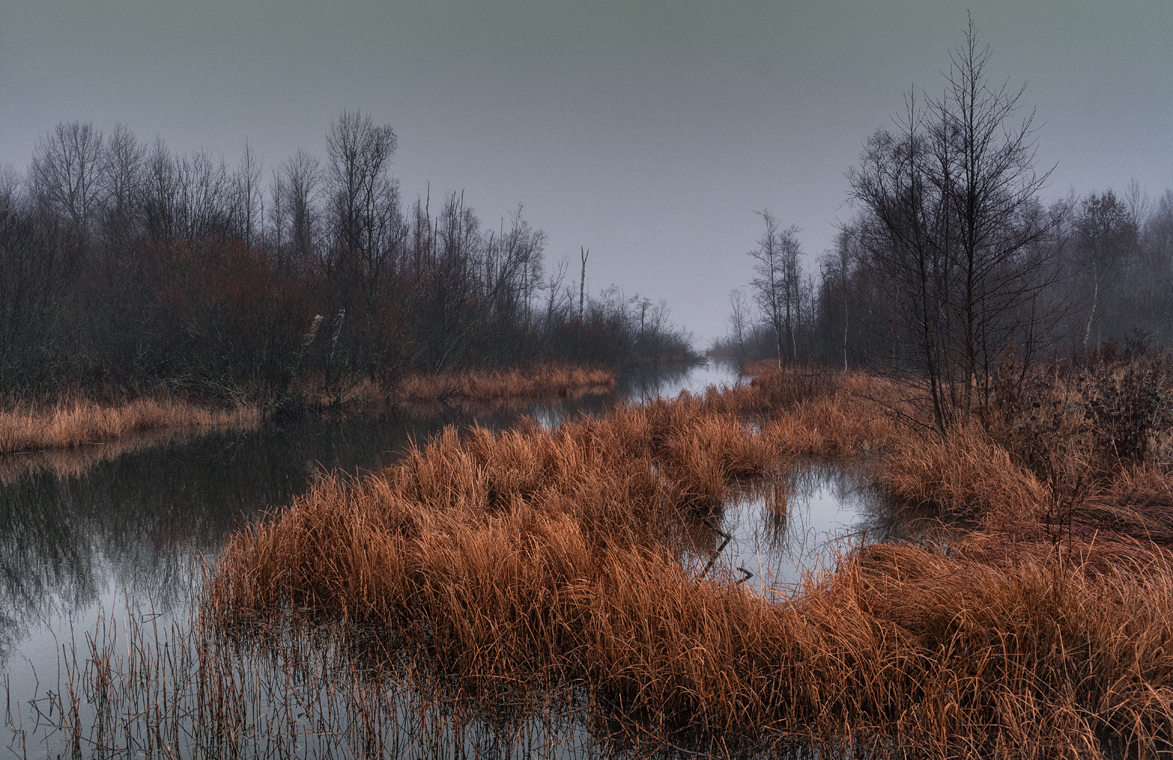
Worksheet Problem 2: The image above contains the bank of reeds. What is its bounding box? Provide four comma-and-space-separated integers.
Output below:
0, 359, 1129, 756
0, 425, 194, 482
289, 364, 614, 408
396, 364, 615, 405
0, 396, 259, 455
202, 363, 1173, 755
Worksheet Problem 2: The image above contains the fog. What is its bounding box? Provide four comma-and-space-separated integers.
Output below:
2, 0, 1170, 344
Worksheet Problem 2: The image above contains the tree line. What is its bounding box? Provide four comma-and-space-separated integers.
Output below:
715, 20, 1173, 432
0, 112, 697, 402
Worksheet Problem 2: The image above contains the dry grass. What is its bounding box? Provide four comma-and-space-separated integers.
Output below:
7, 600, 616, 759
395, 364, 615, 405
0, 395, 259, 455
288, 363, 615, 412
877, 425, 1051, 525
0, 425, 196, 482
200, 362, 1173, 755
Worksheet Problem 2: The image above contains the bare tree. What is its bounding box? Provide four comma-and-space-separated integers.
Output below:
0, 176, 85, 386
728, 288, 750, 370
822, 225, 861, 372
748, 209, 803, 367
483, 206, 546, 321
269, 148, 323, 269
29, 122, 106, 234
544, 258, 571, 329
100, 124, 145, 249
175, 149, 232, 245
579, 246, 589, 319
1074, 190, 1138, 350
233, 140, 263, 248
326, 110, 397, 263
849, 18, 1060, 430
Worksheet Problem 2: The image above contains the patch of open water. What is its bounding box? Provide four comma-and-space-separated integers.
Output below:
682, 460, 899, 597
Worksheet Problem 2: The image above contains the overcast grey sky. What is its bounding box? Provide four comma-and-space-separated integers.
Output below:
2, 0, 1170, 345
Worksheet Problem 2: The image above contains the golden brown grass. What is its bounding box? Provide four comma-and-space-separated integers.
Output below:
395, 364, 615, 404
878, 425, 1050, 524
0, 426, 197, 483
0, 396, 259, 455
289, 363, 615, 411
206, 363, 1173, 756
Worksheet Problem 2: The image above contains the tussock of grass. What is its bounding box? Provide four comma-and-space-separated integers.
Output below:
879, 426, 1050, 524
0, 396, 259, 455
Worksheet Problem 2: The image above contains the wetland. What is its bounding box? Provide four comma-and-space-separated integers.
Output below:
4, 362, 1173, 759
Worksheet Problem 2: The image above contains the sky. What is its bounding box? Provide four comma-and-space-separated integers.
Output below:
2, 0, 1171, 346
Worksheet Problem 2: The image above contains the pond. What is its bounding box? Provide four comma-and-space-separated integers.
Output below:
683, 460, 899, 596
0, 364, 911, 758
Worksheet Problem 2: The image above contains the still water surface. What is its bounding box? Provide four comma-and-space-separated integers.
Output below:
0, 364, 903, 756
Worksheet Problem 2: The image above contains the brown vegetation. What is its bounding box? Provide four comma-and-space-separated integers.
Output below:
285, 363, 615, 414
153, 361, 1173, 755
0, 395, 259, 455
394, 363, 615, 407
0, 364, 612, 465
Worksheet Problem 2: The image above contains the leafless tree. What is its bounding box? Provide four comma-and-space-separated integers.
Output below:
233, 140, 263, 248
0, 176, 85, 386
748, 209, 803, 367
269, 149, 322, 269
326, 110, 397, 264
728, 288, 750, 370
849, 17, 1060, 430
29, 122, 106, 234
176, 149, 232, 245
822, 224, 861, 372
1075, 190, 1138, 350
483, 206, 546, 321
579, 246, 589, 319
100, 124, 145, 249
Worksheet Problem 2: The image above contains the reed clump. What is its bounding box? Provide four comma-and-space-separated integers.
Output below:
205, 362, 1173, 756
0, 395, 259, 455
395, 364, 615, 406
877, 425, 1050, 524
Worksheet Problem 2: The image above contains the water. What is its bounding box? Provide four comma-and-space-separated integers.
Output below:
682, 461, 899, 597
0, 363, 905, 757
619, 361, 744, 402
0, 401, 609, 748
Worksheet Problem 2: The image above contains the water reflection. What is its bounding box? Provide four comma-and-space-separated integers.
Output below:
617, 361, 741, 402
0, 396, 610, 669
1, 364, 903, 759
683, 460, 907, 595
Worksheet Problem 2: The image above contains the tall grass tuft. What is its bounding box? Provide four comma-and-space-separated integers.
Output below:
18, 361, 1168, 756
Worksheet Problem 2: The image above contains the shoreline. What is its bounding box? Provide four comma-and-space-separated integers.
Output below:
0, 363, 620, 457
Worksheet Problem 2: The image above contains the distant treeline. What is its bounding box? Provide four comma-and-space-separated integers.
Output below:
716, 184, 1173, 369
716, 22, 1173, 429
0, 113, 697, 401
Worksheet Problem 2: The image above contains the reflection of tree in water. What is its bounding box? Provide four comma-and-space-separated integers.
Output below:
0, 474, 99, 663
0, 392, 622, 669
694, 460, 933, 592
617, 366, 691, 402
614, 362, 728, 404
